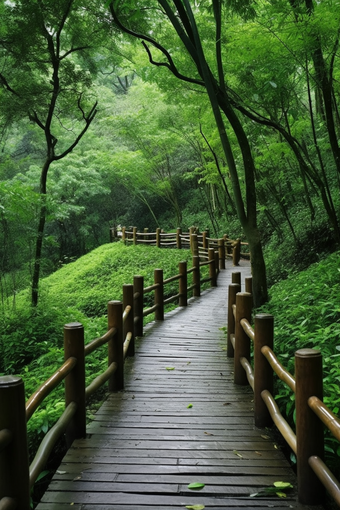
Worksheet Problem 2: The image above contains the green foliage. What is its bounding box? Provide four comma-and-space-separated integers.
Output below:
259, 251, 340, 472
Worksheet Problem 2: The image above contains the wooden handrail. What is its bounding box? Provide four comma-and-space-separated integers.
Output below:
110, 225, 247, 266
26, 357, 77, 421
227, 273, 339, 507
261, 345, 296, 392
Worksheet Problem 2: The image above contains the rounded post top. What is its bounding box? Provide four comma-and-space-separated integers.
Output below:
64, 322, 83, 330
255, 313, 274, 320
295, 348, 321, 358
0, 375, 23, 387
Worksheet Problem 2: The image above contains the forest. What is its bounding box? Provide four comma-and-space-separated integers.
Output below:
1, 0, 340, 505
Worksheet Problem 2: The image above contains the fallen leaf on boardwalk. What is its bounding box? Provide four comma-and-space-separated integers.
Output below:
261, 434, 270, 440
73, 476, 81, 481
204, 431, 214, 435
233, 450, 243, 458
187, 361, 191, 365
185, 505, 205, 509
274, 444, 280, 449
56, 470, 67, 474
166, 367, 175, 370
223, 402, 231, 406
187, 403, 193, 408
255, 451, 262, 456
250, 481, 293, 498
187, 482, 205, 490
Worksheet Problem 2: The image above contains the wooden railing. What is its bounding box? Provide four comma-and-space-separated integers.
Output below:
110, 225, 249, 266
228, 271, 340, 507
0, 253, 220, 509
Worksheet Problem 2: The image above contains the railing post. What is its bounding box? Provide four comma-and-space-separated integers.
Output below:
191, 233, 199, 257
254, 314, 274, 428
179, 261, 187, 306
295, 349, 324, 505
245, 277, 252, 294
156, 228, 161, 248
231, 271, 241, 286
108, 301, 124, 391
133, 275, 144, 338
218, 238, 225, 269
176, 227, 182, 249
0, 376, 30, 509
132, 226, 137, 245
202, 230, 208, 250
208, 247, 217, 287
123, 284, 135, 356
192, 255, 200, 297
227, 283, 240, 357
64, 322, 86, 446
143, 227, 148, 241
214, 250, 219, 276
154, 269, 164, 320
122, 226, 126, 244
233, 238, 241, 266
234, 292, 252, 385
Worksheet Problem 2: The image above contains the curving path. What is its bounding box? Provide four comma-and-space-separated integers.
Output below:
36, 260, 320, 509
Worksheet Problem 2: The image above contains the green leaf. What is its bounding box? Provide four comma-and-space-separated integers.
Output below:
273, 482, 293, 489
166, 367, 175, 370
187, 482, 205, 490
187, 403, 193, 408
185, 505, 205, 509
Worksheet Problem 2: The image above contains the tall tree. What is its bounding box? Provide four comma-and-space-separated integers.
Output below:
108, 0, 268, 305
0, 0, 109, 305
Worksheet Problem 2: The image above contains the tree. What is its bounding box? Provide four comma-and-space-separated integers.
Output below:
108, 0, 268, 306
0, 0, 108, 305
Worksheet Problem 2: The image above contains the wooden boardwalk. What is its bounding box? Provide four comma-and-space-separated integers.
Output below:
37, 261, 316, 510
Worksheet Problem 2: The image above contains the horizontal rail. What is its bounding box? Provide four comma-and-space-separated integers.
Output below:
29, 401, 77, 489
85, 362, 118, 399
123, 305, 131, 322
0, 497, 17, 510
164, 293, 180, 305
240, 318, 255, 342
84, 327, 116, 356
308, 396, 340, 442
143, 304, 157, 317
123, 333, 133, 359
309, 456, 340, 506
261, 389, 297, 454
144, 283, 159, 294
163, 273, 180, 285
261, 345, 296, 392
26, 357, 77, 421
240, 357, 254, 390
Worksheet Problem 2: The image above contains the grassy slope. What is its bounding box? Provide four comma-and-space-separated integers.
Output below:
259, 251, 340, 467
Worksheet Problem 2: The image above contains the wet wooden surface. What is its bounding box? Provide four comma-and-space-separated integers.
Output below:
37, 260, 319, 509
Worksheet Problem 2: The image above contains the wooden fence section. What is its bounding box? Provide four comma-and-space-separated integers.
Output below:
110, 225, 249, 266
0, 249, 223, 510
228, 279, 340, 508
34, 261, 316, 510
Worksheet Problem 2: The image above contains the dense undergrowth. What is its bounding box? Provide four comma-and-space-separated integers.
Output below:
259, 251, 340, 475
1, 241, 340, 505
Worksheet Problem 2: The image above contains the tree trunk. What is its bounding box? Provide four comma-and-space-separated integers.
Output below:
244, 225, 268, 307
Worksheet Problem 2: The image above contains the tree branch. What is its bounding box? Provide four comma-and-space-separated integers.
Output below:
142, 42, 203, 86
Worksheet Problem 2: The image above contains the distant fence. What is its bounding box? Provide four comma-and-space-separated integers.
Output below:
110, 225, 250, 266
0, 252, 221, 509
228, 272, 340, 507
